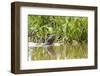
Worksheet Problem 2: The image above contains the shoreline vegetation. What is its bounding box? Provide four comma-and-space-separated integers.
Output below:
28, 15, 88, 60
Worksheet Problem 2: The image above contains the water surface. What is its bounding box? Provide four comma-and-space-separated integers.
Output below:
28, 43, 88, 60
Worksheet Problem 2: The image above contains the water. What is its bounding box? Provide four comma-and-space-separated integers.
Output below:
28, 43, 88, 61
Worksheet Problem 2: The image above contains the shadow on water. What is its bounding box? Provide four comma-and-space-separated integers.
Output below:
29, 43, 88, 60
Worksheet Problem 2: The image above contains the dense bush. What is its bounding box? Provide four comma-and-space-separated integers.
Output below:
28, 15, 88, 43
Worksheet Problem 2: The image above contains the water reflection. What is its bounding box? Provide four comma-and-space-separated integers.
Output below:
45, 45, 56, 56
29, 43, 88, 60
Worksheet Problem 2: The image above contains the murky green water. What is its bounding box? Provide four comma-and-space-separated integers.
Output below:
29, 43, 88, 60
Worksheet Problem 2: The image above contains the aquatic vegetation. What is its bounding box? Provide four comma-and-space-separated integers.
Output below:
28, 15, 88, 60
